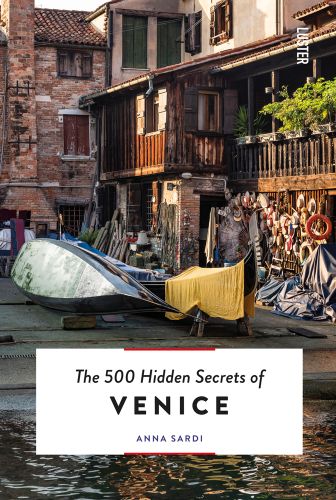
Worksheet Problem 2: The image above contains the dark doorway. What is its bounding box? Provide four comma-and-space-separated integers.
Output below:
199, 194, 225, 267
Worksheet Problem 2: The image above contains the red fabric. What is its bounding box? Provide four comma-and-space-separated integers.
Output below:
10, 219, 25, 256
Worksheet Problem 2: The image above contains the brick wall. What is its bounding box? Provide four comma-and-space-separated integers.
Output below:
0, 45, 8, 179
34, 46, 106, 221
177, 177, 226, 268
0, 0, 106, 229
3, 0, 38, 181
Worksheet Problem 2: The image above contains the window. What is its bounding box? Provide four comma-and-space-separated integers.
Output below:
145, 91, 160, 133
145, 184, 154, 231
63, 115, 90, 157
136, 89, 167, 135
185, 11, 202, 55
122, 15, 148, 68
210, 0, 232, 45
157, 17, 182, 68
184, 88, 222, 133
59, 205, 86, 237
57, 50, 92, 78
127, 183, 155, 232
198, 91, 220, 132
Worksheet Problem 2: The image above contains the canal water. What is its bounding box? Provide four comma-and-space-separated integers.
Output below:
0, 401, 335, 499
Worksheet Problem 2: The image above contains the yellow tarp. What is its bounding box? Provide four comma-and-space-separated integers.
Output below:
165, 260, 255, 321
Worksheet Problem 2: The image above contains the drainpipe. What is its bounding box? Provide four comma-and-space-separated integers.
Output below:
105, 7, 113, 87
0, 55, 8, 174
276, 0, 282, 36
145, 75, 154, 98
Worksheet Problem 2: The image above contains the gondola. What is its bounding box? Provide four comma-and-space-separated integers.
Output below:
10, 239, 179, 315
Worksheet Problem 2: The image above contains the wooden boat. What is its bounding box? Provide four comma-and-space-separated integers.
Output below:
11, 239, 178, 315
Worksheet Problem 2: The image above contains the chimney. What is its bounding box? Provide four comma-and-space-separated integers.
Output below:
1, 0, 37, 180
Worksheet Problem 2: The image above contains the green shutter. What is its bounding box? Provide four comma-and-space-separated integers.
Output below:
157, 18, 181, 68
122, 16, 147, 69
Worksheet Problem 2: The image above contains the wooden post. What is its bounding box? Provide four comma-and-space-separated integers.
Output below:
271, 70, 280, 133
313, 58, 321, 80
248, 77, 255, 136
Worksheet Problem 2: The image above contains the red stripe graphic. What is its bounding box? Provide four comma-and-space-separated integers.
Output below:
124, 452, 216, 456
124, 348, 216, 351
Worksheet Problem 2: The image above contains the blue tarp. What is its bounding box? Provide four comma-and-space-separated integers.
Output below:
60, 234, 167, 282
257, 244, 336, 321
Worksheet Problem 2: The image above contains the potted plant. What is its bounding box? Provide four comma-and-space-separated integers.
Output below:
261, 78, 336, 138
233, 106, 267, 145
258, 131, 284, 142
308, 78, 336, 134
260, 86, 310, 139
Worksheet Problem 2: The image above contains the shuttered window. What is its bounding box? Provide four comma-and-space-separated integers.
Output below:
137, 89, 167, 135
145, 89, 167, 133
185, 11, 202, 55
157, 18, 182, 68
122, 15, 148, 69
198, 91, 220, 132
57, 50, 92, 78
184, 88, 222, 133
63, 115, 90, 156
210, 0, 232, 45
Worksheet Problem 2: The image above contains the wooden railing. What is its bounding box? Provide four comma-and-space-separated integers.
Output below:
230, 133, 336, 179
136, 131, 166, 170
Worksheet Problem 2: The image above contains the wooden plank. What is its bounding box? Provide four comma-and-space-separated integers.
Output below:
258, 144, 262, 177
256, 172, 336, 192
247, 77, 254, 136
62, 316, 96, 330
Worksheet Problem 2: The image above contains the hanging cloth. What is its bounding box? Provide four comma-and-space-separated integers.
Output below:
205, 207, 217, 264
165, 259, 254, 321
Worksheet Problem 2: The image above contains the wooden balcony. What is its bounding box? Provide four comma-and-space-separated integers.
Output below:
230, 132, 336, 181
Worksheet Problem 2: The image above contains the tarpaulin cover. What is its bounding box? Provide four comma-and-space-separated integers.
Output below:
255, 277, 286, 305
301, 244, 336, 319
165, 259, 255, 321
272, 244, 336, 321
62, 236, 167, 282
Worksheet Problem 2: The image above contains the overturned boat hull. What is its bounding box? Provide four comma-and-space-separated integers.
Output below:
11, 240, 177, 315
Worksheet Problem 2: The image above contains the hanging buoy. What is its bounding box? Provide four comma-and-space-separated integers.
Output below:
306, 214, 333, 241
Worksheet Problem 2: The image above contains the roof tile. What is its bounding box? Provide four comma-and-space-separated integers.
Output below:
293, 1, 336, 20
34, 8, 106, 47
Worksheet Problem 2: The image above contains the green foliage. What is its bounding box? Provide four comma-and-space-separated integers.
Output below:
260, 78, 336, 132
79, 229, 98, 246
233, 106, 268, 138
233, 106, 249, 137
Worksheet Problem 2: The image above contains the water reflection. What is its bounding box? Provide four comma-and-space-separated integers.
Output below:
0, 402, 335, 499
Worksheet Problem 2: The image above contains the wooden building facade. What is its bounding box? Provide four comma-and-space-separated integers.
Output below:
82, 4, 336, 267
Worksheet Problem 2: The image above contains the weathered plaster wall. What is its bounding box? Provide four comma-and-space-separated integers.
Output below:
109, 0, 184, 85
283, 0, 320, 32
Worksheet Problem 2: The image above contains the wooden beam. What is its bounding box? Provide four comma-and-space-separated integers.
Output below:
257, 173, 336, 192
115, 8, 184, 19
248, 77, 254, 136
313, 58, 322, 79
271, 70, 279, 133
230, 173, 336, 192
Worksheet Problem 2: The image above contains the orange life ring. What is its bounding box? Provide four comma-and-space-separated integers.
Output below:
306, 214, 333, 241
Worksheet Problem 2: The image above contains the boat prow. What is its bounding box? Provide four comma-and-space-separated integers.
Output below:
11, 239, 178, 315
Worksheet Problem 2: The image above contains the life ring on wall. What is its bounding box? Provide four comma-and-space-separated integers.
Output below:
306, 214, 333, 241
299, 241, 314, 264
